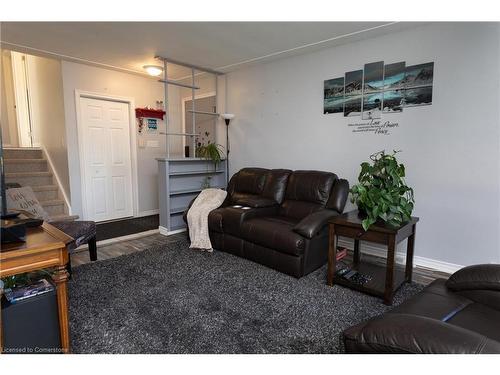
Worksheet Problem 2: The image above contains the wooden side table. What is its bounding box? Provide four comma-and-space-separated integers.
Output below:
0, 222, 73, 353
327, 210, 419, 305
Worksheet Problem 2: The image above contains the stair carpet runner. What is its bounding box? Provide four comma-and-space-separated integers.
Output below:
3, 148, 77, 222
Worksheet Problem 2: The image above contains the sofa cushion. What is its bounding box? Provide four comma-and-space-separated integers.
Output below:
279, 170, 337, 220
262, 169, 292, 204
284, 170, 337, 204
279, 200, 324, 220
446, 303, 500, 342
233, 168, 268, 195
240, 216, 305, 256
390, 279, 473, 321
219, 206, 279, 236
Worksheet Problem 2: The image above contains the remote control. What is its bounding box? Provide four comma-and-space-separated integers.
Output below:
343, 270, 358, 280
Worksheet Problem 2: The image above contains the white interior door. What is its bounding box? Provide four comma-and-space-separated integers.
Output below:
11, 51, 34, 147
79, 96, 133, 222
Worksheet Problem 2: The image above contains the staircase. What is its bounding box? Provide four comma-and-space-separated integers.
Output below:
3, 148, 78, 221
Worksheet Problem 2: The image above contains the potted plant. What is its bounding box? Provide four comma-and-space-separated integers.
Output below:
350, 150, 414, 231
196, 142, 224, 189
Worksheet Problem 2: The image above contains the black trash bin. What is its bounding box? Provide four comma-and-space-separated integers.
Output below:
2, 281, 62, 354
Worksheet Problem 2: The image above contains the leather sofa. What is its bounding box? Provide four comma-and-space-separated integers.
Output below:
183, 167, 349, 278
343, 264, 500, 353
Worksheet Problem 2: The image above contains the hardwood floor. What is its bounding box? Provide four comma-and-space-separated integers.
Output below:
70, 232, 184, 267
71, 231, 450, 285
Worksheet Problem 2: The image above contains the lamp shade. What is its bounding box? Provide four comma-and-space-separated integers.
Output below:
220, 113, 235, 121
143, 65, 164, 77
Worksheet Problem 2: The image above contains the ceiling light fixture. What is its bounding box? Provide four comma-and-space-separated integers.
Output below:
143, 65, 164, 77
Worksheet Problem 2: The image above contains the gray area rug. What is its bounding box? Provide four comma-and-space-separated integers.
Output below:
69, 237, 423, 353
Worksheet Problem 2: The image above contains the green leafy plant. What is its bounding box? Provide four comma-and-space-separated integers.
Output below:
350, 150, 414, 231
1, 269, 54, 289
196, 142, 224, 172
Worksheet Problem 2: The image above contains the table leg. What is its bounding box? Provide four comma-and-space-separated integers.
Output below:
405, 225, 416, 282
327, 224, 337, 286
52, 265, 70, 353
353, 239, 360, 266
384, 235, 396, 305
0, 287, 3, 353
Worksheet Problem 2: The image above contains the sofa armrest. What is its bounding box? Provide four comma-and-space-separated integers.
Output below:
446, 264, 500, 292
223, 206, 279, 235
233, 196, 277, 208
326, 178, 349, 213
292, 209, 339, 239
343, 313, 500, 354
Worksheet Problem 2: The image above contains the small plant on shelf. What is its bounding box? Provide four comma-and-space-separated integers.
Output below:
196, 140, 224, 190
201, 176, 212, 189
350, 150, 414, 231
196, 142, 224, 172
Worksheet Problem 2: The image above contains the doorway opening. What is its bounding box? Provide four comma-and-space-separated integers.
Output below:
181, 92, 216, 157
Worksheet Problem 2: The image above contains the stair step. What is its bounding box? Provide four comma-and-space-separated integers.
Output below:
31, 185, 59, 192
4, 158, 48, 173
40, 199, 65, 207
33, 188, 59, 201
40, 199, 65, 216
48, 214, 79, 222
4, 148, 43, 159
5, 172, 53, 186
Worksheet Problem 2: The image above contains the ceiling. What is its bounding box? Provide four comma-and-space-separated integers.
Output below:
0, 22, 424, 79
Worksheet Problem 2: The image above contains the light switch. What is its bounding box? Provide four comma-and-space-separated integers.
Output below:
138, 139, 146, 148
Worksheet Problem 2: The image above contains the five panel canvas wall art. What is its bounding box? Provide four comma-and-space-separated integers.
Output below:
324, 60, 434, 116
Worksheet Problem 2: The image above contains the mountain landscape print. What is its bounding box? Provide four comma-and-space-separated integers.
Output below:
323, 59, 433, 118
344, 95, 362, 117
344, 70, 363, 96
404, 62, 434, 88
404, 86, 433, 107
363, 61, 384, 93
383, 89, 405, 112
362, 92, 383, 119
324, 77, 345, 113
383, 62, 406, 90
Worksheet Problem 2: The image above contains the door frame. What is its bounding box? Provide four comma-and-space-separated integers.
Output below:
74, 90, 139, 221
181, 91, 216, 151
10, 51, 37, 147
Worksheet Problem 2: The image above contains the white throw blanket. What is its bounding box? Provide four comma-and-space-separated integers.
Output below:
187, 188, 228, 251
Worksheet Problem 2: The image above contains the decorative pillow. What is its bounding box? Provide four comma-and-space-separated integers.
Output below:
6, 187, 49, 220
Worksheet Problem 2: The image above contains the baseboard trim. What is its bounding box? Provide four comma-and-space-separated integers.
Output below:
73, 229, 159, 252
136, 209, 159, 218
159, 226, 187, 236
337, 238, 462, 275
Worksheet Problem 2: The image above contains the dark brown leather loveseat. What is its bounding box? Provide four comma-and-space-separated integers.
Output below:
343, 264, 500, 353
183, 167, 349, 278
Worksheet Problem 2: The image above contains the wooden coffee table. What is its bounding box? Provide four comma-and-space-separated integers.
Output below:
327, 210, 419, 305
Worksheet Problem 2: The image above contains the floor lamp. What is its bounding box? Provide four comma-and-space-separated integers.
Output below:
219, 113, 235, 184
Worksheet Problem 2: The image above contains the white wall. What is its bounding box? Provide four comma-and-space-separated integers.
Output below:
27, 55, 70, 199
226, 23, 500, 268
62, 61, 168, 218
